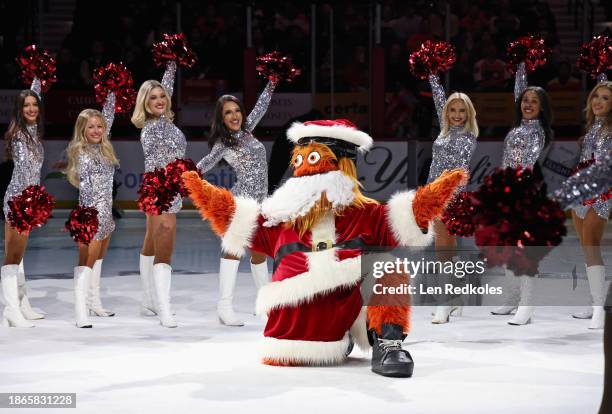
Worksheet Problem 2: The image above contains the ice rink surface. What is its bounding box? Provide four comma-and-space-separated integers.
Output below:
0, 212, 608, 414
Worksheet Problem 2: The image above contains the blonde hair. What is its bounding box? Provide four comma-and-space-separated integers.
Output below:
131, 80, 174, 129
585, 81, 612, 135
290, 148, 378, 237
440, 93, 479, 138
65, 109, 119, 188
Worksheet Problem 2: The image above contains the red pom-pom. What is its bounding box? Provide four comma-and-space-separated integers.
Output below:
441, 192, 476, 237
93, 62, 136, 113
576, 35, 612, 79
65, 205, 99, 245
7, 185, 55, 234
255, 51, 301, 83
165, 158, 199, 197
506, 35, 550, 73
16, 45, 57, 92
152, 33, 197, 68
409, 40, 456, 80
137, 158, 200, 215
137, 168, 174, 215
471, 167, 566, 276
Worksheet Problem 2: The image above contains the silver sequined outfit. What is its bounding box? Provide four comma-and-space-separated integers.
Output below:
3, 79, 44, 219
77, 93, 117, 240
140, 61, 186, 213
502, 63, 545, 169
197, 80, 275, 203
427, 74, 476, 192
573, 116, 611, 220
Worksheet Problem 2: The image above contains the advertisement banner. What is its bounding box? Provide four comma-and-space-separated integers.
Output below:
0, 139, 579, 205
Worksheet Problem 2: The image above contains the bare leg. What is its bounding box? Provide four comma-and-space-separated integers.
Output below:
151, 213, 176, 264
4, 223, 29, 265
581, 209, 606, 267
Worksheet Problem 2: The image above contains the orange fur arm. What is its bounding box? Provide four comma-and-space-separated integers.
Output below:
413, 168, 468, 229
182, 171, 235, 236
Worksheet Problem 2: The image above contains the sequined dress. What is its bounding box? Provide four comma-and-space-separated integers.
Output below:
426, 74, 476, 191
140, 61, 186, 213
573, 116, 611, 220
197, 80, 275, 203
76, 93, 117, 240
502, 62, 545, 169
3, 79, 44, 220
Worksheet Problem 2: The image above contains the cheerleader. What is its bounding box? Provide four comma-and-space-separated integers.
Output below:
131, 61, 183, 328
427, 74, 478, 324
196, 79, 276, 326
65, 94, 119, 328
571, 79, 611, 330
491, 61, 553, 325
1, 78, 47, 327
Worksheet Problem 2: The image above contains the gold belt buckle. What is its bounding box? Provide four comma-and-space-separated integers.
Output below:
312, 240, 334, 252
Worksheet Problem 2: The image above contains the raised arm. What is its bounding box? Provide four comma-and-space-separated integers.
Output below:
30, 77, 42, 99
428, 74, 446, 124
101, 92, 116, 132
245, 80, 276, 132
196, 141, 226, 174
514, 62, 527, 102
161, 61, 177, 98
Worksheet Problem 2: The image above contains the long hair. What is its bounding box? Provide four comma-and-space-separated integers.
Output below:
585, 81, 612, 135
131, 80, 174, 129
65, 109, 119, 188
290, 145, 378, 237
440, 92, 479, 138
208, 95, 247, 148
4, 90, 43, 159
514, 86, 553, 148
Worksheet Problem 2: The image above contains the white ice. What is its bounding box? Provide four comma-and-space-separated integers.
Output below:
0, 212, 606, 414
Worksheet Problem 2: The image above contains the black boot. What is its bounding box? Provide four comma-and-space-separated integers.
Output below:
370, 323, 414, 378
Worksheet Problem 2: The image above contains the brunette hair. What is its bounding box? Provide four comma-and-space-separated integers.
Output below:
513, 86, 553, 148
208, 95, 247, 148
4, 90, 43, 159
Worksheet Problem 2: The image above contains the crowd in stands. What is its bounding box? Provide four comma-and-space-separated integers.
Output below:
0, 0, 602, 138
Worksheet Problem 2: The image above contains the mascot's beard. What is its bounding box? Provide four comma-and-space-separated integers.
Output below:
261, 170, 356, 227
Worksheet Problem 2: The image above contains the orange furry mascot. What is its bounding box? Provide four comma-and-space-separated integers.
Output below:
183, 119, 465, 377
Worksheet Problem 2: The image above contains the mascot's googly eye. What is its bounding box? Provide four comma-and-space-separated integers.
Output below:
294, 154, 304, 167
307, 151, 321, 165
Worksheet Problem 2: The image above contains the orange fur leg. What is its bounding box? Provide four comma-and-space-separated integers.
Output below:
367, 305, 411, 336
181, 171, 236, 236
413, 168, 468, 229
366, 271, 411, 335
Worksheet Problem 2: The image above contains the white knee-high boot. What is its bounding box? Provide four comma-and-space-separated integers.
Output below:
88, 259, 115, 317
139, 254, 157, 316
250, 261, 269, 291
152, 263, 177, 328
491, 267, 520, 315
17, 260, 44, 320
508, 275, 535, 325
586, 265, 606, 329
218, 258, 244, 326
1, 264, 34, 328
74, 266, 93, 328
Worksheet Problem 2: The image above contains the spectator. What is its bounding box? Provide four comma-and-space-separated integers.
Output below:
79, 40, 107, 86
473, 42, 508, 91
343, 46, 368, 92
546, 61, 580, 91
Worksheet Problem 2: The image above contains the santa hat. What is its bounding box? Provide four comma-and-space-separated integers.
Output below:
287, 119, 374, 154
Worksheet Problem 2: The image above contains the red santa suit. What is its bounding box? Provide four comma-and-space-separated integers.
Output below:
218, 168, 433, 366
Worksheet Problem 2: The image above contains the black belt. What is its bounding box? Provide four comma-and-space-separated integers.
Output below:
273, 237, 368, 273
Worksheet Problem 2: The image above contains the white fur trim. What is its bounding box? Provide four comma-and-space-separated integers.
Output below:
261, 171, 356, 227
261, 334, 350, 365
349, 306, 371, 352
287, 122, 373, 152
221, 196, 260, 258
256, 213, 362, 315
386, 191, 435, 247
